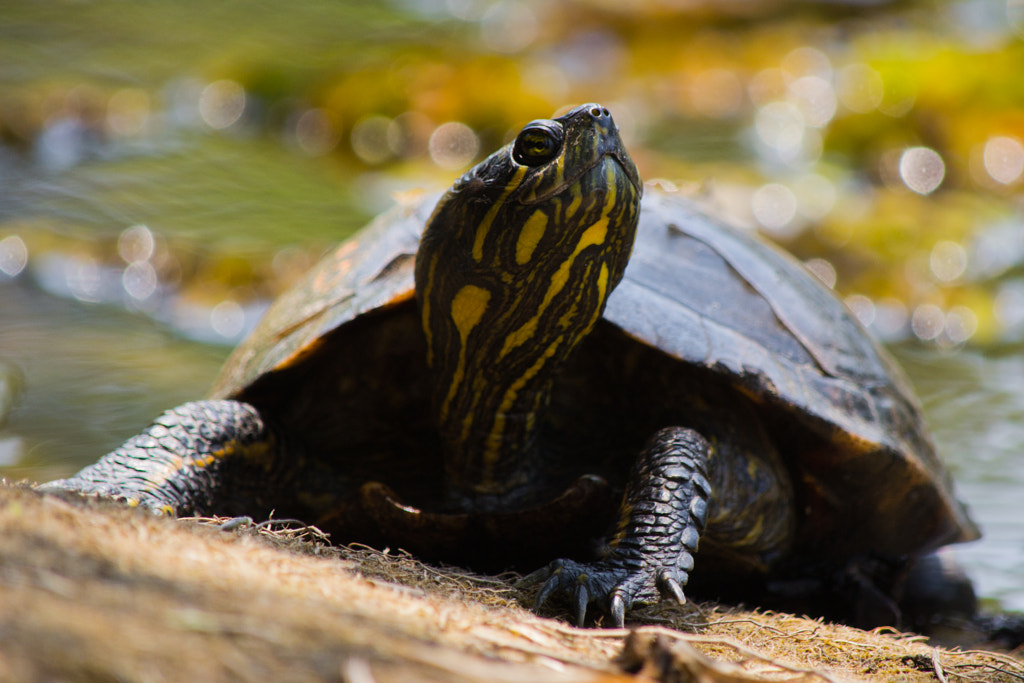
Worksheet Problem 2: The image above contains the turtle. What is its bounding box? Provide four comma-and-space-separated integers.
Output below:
41, 103, 978, 628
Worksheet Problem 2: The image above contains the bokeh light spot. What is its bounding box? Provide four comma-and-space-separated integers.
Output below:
804, 257, 837, 289
751, 183, 798, 234
877, 84, 916, 118
929, 240, 967, 282
199, 80, 246, 130
480, 1, 538, 54
429, 122, 479, 170
211, 300, 246, 339
911, 303, 945, 341
122, 261, 157, 301
106, 89, 150, 137
899, 147, 945, 194
118, 225, 155, 264
945, 305, 978, 344
387, 111, 433, 159
67, 257, 102, 303
983, 136, 1024, 185
0, 236, 28, 278
844, 294, 876, 328
754, 101, 805, 159
351, 115, 394, 165
836, 64, 884, 114
788, 76, 836, 128
781, 46, 832, 81
295, 109, 340, 156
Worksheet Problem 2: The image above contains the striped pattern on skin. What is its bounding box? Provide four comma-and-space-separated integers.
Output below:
472, 166, 527, 262
414, 105, 641, 498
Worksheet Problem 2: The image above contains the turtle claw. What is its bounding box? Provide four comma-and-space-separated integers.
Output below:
533, 559, 566, 611
610, 593, 626, 628
532, 557, 681, 627
529, 428, 706, 627
573, 584, 590, 627
659, 572, 687, 605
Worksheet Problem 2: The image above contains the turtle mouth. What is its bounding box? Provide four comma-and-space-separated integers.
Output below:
611, 148, 643, 194
521, 144, 641, 206
588, 123, 641, 194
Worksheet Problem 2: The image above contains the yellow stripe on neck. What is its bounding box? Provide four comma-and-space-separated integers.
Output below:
480, 334, 564, 476
439, 284, 491, 422
419, 254, 439, 364
497, 184, 614, 360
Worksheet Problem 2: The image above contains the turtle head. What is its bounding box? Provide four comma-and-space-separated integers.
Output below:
414, 104, 642, 496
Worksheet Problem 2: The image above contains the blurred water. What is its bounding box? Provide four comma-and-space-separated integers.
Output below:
0, 281, 228, 482
895, 346, 1024, 611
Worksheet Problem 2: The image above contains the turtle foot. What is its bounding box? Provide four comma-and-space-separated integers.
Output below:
532, 556, 691, 627
530, 427, 710, 628
37, 400, 284, 517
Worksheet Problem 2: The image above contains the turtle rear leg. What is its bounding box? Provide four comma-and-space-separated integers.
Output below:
39, 400, 290, 517
534, 427, 711, 627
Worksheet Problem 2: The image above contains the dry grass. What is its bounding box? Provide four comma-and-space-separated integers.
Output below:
0, 482, 1020, 682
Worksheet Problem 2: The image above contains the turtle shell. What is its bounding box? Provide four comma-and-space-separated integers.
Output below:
209, 188, 978, 562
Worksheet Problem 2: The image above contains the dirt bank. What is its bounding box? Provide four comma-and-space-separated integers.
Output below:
0, 482, 1020, 682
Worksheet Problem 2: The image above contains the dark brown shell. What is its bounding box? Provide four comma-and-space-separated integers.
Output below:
209, 189, 978, 557
210, 195, 431, 397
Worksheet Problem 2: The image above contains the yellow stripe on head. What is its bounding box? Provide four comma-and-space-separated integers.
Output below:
498, 188, 611, 360
565, 186, 583, 221
575, 218, 608, 253
450, 284, 491, 340
596, 261, 610, 304
515, 209, 548, 265
472, 166, 527, 262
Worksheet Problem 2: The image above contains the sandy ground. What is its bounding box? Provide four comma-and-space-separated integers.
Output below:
1, 482, 1021, 682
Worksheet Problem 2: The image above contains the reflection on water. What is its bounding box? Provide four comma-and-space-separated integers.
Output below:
0, 282, 228, 481
896, 345, 1024, 611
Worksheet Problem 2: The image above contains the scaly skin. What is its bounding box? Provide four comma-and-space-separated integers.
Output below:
533, 427, 711, 627
40, 400, 287, 517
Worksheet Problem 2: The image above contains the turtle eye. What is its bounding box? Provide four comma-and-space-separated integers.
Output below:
512, 121, 563, 166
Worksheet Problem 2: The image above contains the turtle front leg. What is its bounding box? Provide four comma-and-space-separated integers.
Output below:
38, 400, 289, 517
534, 427, 710, 627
